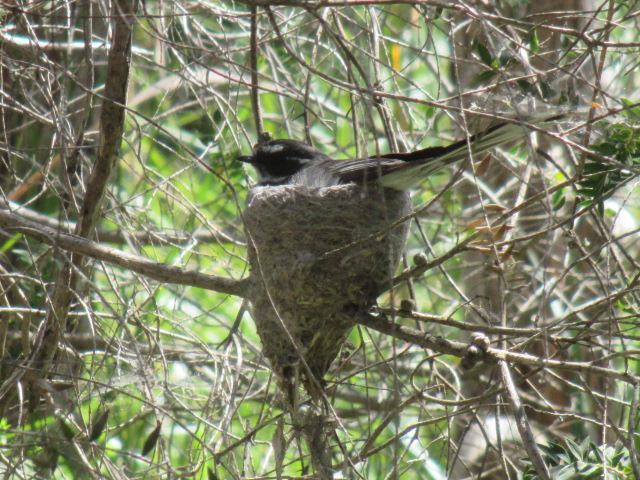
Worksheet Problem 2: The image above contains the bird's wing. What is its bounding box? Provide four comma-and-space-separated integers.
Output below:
333, 114, 565, 190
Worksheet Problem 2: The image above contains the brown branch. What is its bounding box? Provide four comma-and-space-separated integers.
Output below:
499, 359, 551, 480
355, 312, 469, 357
28, 0, 139, 377
2, 331, 234, 363
2, 199, 244, 245
250, 5, 264, 136
0, 0, 147, 413
629, 384, 640, 478
0, 210, 250, 298
357, 313, 640, 385
392, 174, 577, 286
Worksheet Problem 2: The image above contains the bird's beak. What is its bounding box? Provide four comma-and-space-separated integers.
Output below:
237, 155, 255, 164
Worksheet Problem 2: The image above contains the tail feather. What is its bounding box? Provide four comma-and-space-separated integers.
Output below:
379, 114, 565, 189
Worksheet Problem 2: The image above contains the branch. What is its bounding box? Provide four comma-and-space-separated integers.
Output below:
1, 199, 243, 245
28, 0, 139, 381
499, 359, 551, 480
250, 4, 264, 136
357, 313, 640, 385
3, 331, 201, 361
355, 312, 469, 357
0, 31, 153, 57
0, 0, 143, 411
0, 210, 250, 298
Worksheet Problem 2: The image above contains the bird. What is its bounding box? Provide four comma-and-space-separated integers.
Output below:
238, 114, 564, 398
238, 115, 565, 189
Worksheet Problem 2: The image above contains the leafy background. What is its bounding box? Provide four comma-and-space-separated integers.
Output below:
0, 0, 639, 479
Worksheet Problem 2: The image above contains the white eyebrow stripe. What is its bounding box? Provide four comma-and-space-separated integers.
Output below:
260, 144, 285, 153
290, 156, 314, 164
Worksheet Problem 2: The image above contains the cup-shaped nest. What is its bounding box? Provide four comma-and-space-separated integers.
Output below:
243, 183, 412, 394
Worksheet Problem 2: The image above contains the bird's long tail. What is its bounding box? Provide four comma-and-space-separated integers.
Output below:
379, 113, 565, 189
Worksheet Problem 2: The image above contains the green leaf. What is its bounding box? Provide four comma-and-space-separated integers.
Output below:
142, 424, 162, 457
539, 442, 565, 464
621, 98, 640, 118
609, 125, 633, 142
577, 120, 640, 214
552, 189, 566, 211
590, 442, 604, 462
611, 451, 627, 466
539, 81, 553, 100
0, 233, 22, 253
473, 69, 498, 86
564, 437, 583, 461
89, 408, 110, 441
528, 29, 539, 54
475, 41, 494, 66
579, 464, 603, 477
550, 464, 577, 480
499, 51, 515, 67
517, 79, 533, 94
58, 419, 77, 441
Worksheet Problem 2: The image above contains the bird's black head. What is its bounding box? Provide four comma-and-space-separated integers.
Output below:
237, 139, 323, 186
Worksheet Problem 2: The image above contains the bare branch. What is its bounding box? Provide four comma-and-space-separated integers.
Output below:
0, 210, 250, 298
499, 359, 551, 480
358, 312, 640, 385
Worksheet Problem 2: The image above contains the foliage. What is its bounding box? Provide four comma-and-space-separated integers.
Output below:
522, 439, 634, 480
0, 1, 639, 479
578, 118, 640, 215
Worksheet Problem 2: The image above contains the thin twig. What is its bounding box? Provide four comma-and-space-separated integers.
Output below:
0, 210, 250, 298
499, 359, 551, 480
250, 5, 265, 136
357, 313, 640, 385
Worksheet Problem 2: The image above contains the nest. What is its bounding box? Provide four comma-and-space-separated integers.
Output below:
243, 183, 412, 394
